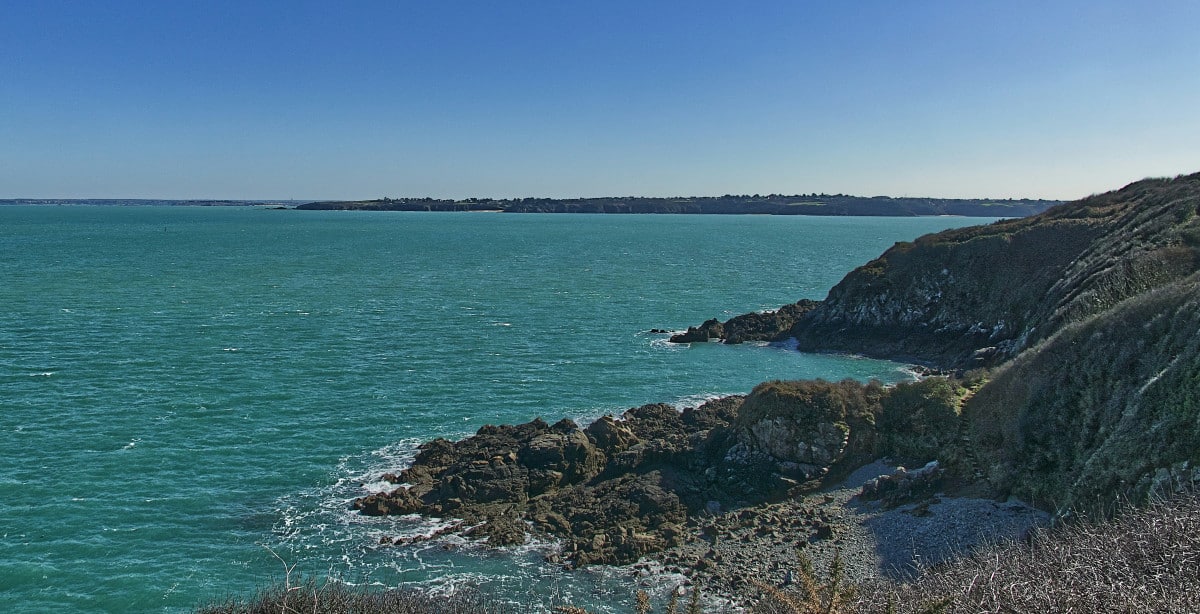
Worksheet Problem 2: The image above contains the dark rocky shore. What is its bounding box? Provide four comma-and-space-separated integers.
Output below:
351, 172, 1200, 608
354, 377, 969, 569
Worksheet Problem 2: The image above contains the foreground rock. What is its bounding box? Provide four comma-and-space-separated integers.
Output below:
355, 398, 746, 566
354, 376, 979, 567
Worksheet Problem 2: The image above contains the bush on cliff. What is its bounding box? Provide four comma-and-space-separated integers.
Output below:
876, 378, 964, 465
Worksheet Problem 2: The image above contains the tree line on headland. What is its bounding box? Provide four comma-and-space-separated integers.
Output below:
296, 194, 1059, 217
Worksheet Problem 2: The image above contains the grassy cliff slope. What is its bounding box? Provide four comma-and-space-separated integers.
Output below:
964, 272, 1200, 508
787, 172, 1200, 369
782, 172, 1200, 510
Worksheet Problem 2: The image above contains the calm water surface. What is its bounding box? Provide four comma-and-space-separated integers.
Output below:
0, 207, 994, 612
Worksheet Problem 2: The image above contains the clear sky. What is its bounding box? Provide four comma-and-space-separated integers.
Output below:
1, 1, 1196, 200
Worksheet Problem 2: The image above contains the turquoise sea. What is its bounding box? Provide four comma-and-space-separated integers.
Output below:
0, 206, 995, 612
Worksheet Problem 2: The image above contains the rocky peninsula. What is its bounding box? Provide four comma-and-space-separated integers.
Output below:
353, 172, 1200, 606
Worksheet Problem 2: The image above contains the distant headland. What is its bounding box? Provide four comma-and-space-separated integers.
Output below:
0, 199, 287, 207
0, 195, 1062, 217
296, 194, 1059, 216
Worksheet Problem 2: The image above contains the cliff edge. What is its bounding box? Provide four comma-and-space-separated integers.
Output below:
677, 172, 1200, 510
679, 173, 1200, 371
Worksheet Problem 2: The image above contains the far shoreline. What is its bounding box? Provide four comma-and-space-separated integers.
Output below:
0, 195, 1061, 218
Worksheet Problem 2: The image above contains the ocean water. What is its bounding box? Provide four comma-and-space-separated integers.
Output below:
0, 206, 994, 612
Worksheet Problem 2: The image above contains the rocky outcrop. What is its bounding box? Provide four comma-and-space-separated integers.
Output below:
669, 300, 818, 344
730, 379, 884, 483
859, 460, 945, 507
354, 398, 758, 566
354, 380, 971, 566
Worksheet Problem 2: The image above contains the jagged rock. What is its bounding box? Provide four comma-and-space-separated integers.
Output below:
670, 318, 723, 343
732, 379, 882, 482
860, 460, 944, 506
669, 300, 819, 344
354, 397, 761, 566
465, 514, 528, 547
583, 415, 639, 451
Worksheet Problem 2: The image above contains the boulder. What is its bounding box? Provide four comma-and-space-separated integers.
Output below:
859, 460, 944, 506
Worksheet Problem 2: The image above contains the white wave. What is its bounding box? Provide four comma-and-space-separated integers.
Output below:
648, 337, 685, 350
268, 438, 653, 612
669, 392, 732, 410
360, 479, 402, 495
29, 372, 54, 377
769, 337, 800, 351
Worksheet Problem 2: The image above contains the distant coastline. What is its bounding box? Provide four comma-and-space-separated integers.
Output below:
0, 199, 287, 208
0, 195, 1061, 217
295, 194, 1059, 217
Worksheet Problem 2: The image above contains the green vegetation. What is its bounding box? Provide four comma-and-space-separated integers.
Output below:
752, 551, 861, 614
964, 273, 1200, 509
877, 378, 965, 465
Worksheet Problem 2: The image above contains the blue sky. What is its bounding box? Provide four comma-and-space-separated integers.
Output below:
1, 1, 1196, 200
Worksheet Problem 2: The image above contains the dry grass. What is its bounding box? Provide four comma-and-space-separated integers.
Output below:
855, 494, 1200, 613
744, 494, 1200, 613
752, 551, 858, 614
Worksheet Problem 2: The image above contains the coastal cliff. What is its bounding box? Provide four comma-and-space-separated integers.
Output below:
676, 172, 1200, 510
679, 172, 1200, 371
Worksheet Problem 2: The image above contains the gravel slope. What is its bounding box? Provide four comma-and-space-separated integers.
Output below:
622, 461, 1049, 611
